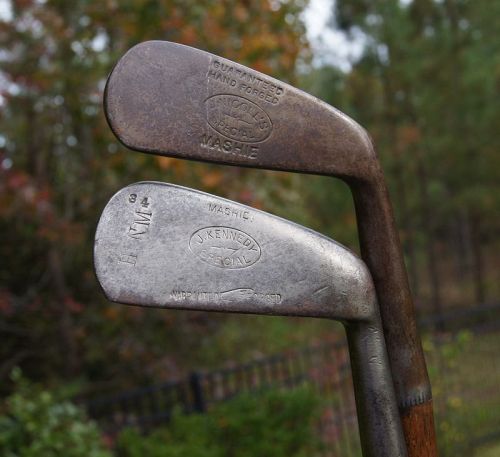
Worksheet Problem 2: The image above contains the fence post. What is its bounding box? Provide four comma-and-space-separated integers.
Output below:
189, 371, 206, 413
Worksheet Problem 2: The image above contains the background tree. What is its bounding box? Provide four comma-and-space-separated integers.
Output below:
0, 0, 498, 397
0, 0, 311, 388
306, 0, 500, 319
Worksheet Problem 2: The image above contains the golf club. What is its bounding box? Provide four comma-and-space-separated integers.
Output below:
94, 181, 407, 457
104, 41, 436, 456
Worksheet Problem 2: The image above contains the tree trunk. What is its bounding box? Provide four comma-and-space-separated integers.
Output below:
393, 159, 420, 300
451, 211, 469, 282
470, 212, 485, 304
48, 247, 79, 377
377, 61, 421, 301
416, 157, 444, 331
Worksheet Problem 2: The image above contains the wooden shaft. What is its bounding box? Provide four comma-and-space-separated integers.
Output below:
402, 400, 438, 456
350, 174, 438, 457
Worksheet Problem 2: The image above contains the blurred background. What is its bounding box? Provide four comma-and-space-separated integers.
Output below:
0, 0, 498, 456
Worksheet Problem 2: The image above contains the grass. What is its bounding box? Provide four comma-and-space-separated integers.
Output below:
475, 442, 500, 457
425, 331, 500, 455
190, 314, 341, 368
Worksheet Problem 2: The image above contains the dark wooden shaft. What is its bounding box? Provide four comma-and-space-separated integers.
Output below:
351, 174, 438, 457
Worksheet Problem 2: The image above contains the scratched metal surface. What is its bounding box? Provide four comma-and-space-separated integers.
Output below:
94, 181, 373, 321
103, 44, 436, 447
104, 41, 375, 181
94, 181, 407, 457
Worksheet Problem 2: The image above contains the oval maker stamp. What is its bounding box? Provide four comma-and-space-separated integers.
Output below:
205, 95, 272, 143
189, 226, 261, 269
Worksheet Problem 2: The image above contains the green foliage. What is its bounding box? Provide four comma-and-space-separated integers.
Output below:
0, 3, 498, 454
0, 368, 111, 457
475, 442, 500, 457
117, 418, 219, 457
304, 0, 500, 309
116, 386, 320, 457
424, 330, 473, 376
424, 331, 473, 454
0, 0, 311, 386
425, 331, 500, 455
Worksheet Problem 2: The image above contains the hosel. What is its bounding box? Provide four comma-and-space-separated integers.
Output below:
345, 315, 407, 457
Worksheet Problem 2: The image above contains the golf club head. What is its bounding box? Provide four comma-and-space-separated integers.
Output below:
104, 41, 378, 181
94, 182, 375, 323
94, 182, 408, 457
102, 41, 437, 455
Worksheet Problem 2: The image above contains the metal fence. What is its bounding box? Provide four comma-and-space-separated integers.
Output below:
86, 302, 500, 456
86, 339, 361, 454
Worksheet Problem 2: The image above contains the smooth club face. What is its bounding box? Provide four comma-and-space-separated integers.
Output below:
104, 41, 378, 182
94, 182, 376, 322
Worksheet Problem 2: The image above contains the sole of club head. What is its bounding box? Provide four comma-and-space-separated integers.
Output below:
94, 182, 376, 322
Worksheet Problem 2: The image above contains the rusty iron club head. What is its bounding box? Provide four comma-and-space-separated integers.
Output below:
104, 41, 377, 181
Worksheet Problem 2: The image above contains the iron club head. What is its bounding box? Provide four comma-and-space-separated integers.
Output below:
104, 44, 437, 452
94, 181, 373, 321
104, 41, 378, 181
94, 181, 407, 457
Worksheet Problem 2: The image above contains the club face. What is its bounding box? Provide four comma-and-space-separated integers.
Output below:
104, 41, 376, 181
94, 182, 375, 322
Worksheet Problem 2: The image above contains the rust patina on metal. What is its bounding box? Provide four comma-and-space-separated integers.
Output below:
104, 41, 438, 456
